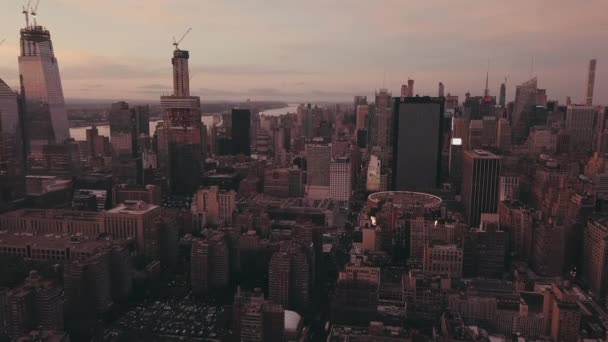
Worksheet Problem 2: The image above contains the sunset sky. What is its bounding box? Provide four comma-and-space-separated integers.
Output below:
0, 0, 607, 103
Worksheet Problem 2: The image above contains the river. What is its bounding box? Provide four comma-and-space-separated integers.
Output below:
69, 104, 299, 141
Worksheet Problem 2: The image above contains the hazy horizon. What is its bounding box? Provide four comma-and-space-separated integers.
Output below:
1, 0, 607, 104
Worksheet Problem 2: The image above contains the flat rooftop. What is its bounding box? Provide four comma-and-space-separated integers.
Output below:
106, 200, 159, 214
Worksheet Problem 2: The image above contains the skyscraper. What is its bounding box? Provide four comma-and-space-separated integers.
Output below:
586, 59, 596, 106
374, 89, 392, 149
392, 97, 444, 191
232, 109, 251, 156
110, 102, 135, 156
566, 105, 596, 153
329, 157, 352, 202
438, 82, 445, 97
0, 79, 24, 176
462, 149, 501, 228
18, 22, 69, 155
582, 218, 608, 298
306, 140, 332, 199
407, 79, 415, 96
511, 77, 546, 143
356, 104, 368, 131
499, 82, 506, 108
160, 43, 203, 195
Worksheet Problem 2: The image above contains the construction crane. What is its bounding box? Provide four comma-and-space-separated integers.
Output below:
30, 0, 40, 26
0, 39, 6, 47
172, 28, 192, 51
22, 0, 32, 27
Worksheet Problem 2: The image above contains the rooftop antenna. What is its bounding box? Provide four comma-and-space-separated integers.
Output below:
172, 27, 192, 51
30, 0, 40, 26
22, 0, 32, 27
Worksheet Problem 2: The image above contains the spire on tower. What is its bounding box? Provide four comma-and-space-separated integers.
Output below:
484, 59, 490, 97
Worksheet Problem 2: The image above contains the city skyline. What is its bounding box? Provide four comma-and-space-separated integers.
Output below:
0, 0, 606, 103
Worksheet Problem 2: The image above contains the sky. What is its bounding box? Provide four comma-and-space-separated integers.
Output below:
0, 0, 607, 104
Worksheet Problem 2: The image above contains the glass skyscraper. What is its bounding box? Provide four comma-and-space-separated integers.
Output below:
18, 24, 69, 156
0, 79, 23, 176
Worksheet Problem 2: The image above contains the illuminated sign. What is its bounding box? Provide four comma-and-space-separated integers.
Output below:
451, 138, 462, 146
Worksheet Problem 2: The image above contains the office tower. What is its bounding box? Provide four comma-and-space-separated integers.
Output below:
18, 21, 69, 156
542, 284, 581, 342
496, 118, 511, 151
407, 79, 415, 96
191, 238, 210, 294
191, 186, 236, 226
463, 225, 507, 278
595, 107, 608, 153
481, 116, 497, 148
160, 44, 203, 195
64, 250, 112, 316
132, 105, 150, 137
356, 104, 368, 131
268, 245, 310, 313
269, 250, 291, 307
232, 109, 251, 156
209, 233, 230, 289
499, 82, 506, 108
531, 219, 564, 277
0, 79, 24, 176
305, 141, 332, 199
462, 150, 501, 227
400, 84, 409, 97
586, 59, 596, 106
110, 101, 142, 184
104, 201, 162, 258
110, 243, 133, 300
582, 218, 608, 298
3, 271, 64, 338
467, 119, 483, 150
438, 82, 445, 97
511, 77, 546, 143
329, 157, 352, 202
288, 168, 305, 197
392, 97, 444, 191
290, 250, 310, 312
375, 89, 392, 148
158, 217, 179, 273
566, 105, 596, 153
448, 138, 463, 192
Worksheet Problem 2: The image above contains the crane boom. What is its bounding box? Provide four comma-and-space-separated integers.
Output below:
172, 28, 192, 50
31, 0, 40, 26
0, 39, 5, 46
22, 0, 32, 27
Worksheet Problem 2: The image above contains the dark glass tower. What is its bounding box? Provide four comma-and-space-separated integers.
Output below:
391, 96, 444, 191
231, 109, 251, 156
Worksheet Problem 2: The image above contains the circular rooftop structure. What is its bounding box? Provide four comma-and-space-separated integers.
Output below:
367, 191, 442, 213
